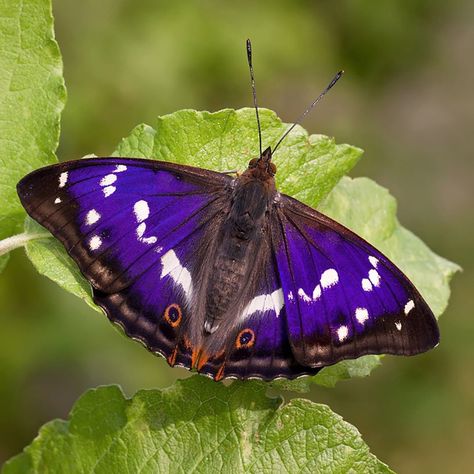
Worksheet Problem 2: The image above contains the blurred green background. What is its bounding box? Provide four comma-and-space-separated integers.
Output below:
1, 0, 472, 471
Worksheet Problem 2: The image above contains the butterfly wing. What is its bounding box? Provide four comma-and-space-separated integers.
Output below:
273, 193, 439, 368
17, 157, 232, 365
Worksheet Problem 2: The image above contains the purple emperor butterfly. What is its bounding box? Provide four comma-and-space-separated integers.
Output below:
17, 41, 438, 381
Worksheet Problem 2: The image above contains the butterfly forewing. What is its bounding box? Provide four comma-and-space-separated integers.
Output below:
274, 194, 439, 367
18, 158, 231, 292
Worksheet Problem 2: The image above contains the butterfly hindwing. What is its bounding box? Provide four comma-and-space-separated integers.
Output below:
94, 238, 204, 367
273, 194, 439, 367
197, 241, 321, 381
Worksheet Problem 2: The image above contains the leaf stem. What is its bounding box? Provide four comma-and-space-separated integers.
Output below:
0, 232, 51, 257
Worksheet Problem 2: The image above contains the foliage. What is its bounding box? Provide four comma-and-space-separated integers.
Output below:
2, 377, 394, 474
0, 0, 65, 271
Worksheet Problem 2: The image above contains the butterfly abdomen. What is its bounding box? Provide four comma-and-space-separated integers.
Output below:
205, 255, 247, 330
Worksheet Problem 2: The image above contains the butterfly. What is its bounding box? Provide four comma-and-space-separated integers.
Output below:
16, 41, 439, 382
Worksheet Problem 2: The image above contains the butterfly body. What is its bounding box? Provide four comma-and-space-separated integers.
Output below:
204, 147, 276, 333
17, 149, 439, 381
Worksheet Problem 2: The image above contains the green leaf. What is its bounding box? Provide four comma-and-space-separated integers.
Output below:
20, 109, 459, 388
113, 123, 156, 158
314, 355, 382, 388
2, 376, 394, 474
270, 356, 382, 392
24, 217, 97, 311
0, 0, 66, 272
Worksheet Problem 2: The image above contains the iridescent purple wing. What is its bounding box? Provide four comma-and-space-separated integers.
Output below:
273, 193, 439, 368
17, 157, 231, 365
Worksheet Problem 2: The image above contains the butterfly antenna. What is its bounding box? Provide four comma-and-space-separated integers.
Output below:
246, 39, 263, 157
272, 70, 344, 154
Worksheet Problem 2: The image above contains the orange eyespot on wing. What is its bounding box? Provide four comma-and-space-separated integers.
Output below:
235, 328, 256, 349
164, 303, 182, 328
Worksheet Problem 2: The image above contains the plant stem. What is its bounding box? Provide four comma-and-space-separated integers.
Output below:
0, 232, 50, 257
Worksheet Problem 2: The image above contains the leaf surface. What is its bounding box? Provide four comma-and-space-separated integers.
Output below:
2, 377, 394, 474
0, 0, 66, 274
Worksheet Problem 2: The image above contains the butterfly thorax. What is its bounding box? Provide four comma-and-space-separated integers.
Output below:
203, 161, 276, 334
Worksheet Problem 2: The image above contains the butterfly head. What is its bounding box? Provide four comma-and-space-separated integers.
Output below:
247, 146, 276, 180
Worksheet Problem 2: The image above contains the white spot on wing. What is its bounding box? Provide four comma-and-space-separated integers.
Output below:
160, 249, 193, 300
287, 291, 294, 301
369, 256, 379, 268
404, 299, 415, 315
136, 222, 146, 238
133, 200, 150, 223
58, 172, 68, 188
133, 202, 157, 244
85, 209, 101, 225
293, 269, 339, 306
103, 185, 116, 197
320, 268, 339, 289
114, 164, 127, 173
312, 284, 321, 300
241, 288, 285, 320
100, 174, 117, 186
362, 278, 373, 292
271, 289, 284, 314
141, 236, 157, 244
135, 222, 157, 244
298, 288, 312, 303
368, 269, 381, 287
355, 307, 369, 324
88, 235, 102, 251
395, 321, 402, 331
337, 325, 349, 342
54, 197, 61, 204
